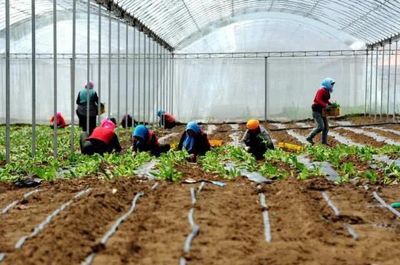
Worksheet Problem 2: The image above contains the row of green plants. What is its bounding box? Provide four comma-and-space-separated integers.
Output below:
1, 126, 399, 184
305, 144, 400, 184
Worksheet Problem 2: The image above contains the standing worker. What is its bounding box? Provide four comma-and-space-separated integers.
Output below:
76, 81, 98, 134
157, 110, 176, 129
242, 119, 274, 160
80, 118, 122, 155
177, 121, 210, 162
132, 125, 170, 156
306, 77, 335, 145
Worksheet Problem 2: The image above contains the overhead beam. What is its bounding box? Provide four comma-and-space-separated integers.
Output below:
95, 0, 174, 51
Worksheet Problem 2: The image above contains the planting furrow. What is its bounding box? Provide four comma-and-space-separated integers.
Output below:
324, 185, 400, 263
332, 128, 385, 147
338, 127, 399, 145
5, 179, 150, 265
186, 179, 264, 265
0, 188, 92, 263
90, 183, 191, 265
81, 192, 145, 265
321, 191, 359, 240
364, 126, 400, 142
1, 189, 41, 215
266, 123, 303, 146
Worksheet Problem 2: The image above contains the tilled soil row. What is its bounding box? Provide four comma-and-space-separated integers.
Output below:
1, 178, 151, 265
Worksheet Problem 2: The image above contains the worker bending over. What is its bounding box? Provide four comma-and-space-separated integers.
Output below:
132, 125, 170, 156
178, 121, 210, 162
50, 112, 66, 129
242, 119, 274, 160
157, 110, 176, 129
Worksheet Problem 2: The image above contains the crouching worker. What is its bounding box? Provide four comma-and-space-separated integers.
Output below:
80, 119, 121, 155
178, 121, 210, 162
50, 112, 67, 129
120, 114, 139, 128
242, 119, 274, 160
132, 125, 170, 156
157, 110, 176, 129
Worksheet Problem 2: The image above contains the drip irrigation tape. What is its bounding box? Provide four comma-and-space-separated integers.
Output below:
259, 193, 272, 242
183, 208, 200, 253
81, 192, 144, 265
341, 127, 400, 145
198, 182, 206, 193
190, 187, 196, 205
151, 182, 159, 190
14, 188, 92, 250
373, 192, 400, 218
321, 191, 341, 216
343, 223, 359, 241
1, 189, 41, 215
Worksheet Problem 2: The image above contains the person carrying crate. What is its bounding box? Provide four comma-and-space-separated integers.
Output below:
242, 119, 274, 160
306, 77, 335, 145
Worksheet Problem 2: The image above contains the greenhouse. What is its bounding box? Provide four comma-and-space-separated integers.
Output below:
0, 0, 400, 264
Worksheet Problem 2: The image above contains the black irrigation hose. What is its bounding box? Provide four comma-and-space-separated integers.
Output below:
269, 122, 400, 131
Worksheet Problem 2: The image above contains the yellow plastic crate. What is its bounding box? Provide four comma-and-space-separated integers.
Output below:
278, 142, 303, 152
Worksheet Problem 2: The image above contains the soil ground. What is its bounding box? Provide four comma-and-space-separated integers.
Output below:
1, 117, 400, 264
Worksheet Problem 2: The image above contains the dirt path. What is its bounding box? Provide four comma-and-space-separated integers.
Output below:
333, 128, 385, 147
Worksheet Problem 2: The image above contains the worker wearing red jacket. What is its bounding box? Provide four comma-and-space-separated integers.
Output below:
50, 112, 67, 129
157, 110, 176, 129
306, 78, 335, 145
80, 118, 122, 155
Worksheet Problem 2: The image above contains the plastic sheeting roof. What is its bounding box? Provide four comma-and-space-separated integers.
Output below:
115, 0, 400, 49
1, 0, 400, 50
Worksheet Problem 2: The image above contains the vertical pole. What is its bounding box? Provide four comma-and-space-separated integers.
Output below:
86, 0, 90, 135
5, 0, 10, 163
375, 46, 379, 119
369, 47, 373, 116
143, 32, 147, 123
97, 3, 102, 124
394, 41, 399, 121
152, 41, 156, 123
53, 0, 58, 157
172, 52, 174, 116
380, 44, 385, 118
364, 49, 368, 116
117, 19, 120, 125
125, 23, 129, 133
132, 28, 136, 125
265, 57, 268, 121
387, 42, 392, 117
156, 44, 159, 121
107, 9, 111, 118
148, 37, 151, 124
70, 0, 76, 151
32, 0, 36, 157
138, 31, 141, 124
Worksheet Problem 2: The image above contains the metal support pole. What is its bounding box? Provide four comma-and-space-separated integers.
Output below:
70, 0, 76, 152
97, 3, 102, 124
125, 23, 129, 132
31, 0, 36, 157
265, 57, 268, 120
162, 48, 165, 113
380, 44, 385, 118
138, 32, 141, 124
369, 47, 373, 116
147, 37, 151, 123
86, 0, 90, 135
143, 33, 147, 123
375, 46, 379, 119
387, 42, 392, 116
364, 49, 368, 116
152, 41, 156, 123
53, 0, 58, 157
132, 28, 136, 124
107, 10, 111, 118
156, 44, 160, 120
117, 19, 120, 125
172, 52, 174, 116
5, 0, 10, 163
394, 41, 398, 121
